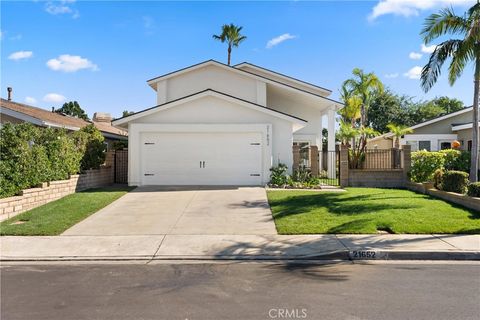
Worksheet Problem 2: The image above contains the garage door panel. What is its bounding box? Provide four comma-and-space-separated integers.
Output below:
141, 132, 263, 185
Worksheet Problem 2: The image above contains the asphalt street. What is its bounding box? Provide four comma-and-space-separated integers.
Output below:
1, 261, 479, 320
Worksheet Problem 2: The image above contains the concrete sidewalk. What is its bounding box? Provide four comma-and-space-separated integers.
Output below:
1, 234, 479, 262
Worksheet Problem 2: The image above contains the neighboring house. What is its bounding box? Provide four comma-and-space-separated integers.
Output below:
112, 60, 342, 186
368, 106, 479, 153
0, 98, 127, 150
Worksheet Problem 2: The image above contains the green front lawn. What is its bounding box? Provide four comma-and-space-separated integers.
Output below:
0, 186, 133, 236
267, 188, 480, 234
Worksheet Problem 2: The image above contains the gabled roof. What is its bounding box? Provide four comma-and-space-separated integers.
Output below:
370, 106, 473, 141
0, 98, 127, 138
234, 62, 332, 96
146, 60, 343, 106
112, 89, 307, 131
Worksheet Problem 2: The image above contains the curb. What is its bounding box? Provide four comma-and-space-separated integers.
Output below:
1, 250, 479, 262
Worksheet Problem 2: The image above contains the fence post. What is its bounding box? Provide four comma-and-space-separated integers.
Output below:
292, 144, 300, 172
401, 144, 411, 184
310, 145, 319, 177
339, 146, 349, 188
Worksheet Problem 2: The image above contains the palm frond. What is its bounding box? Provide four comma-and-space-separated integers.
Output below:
448, 37, 475, 85
421, 7, 468, 43
421, 39, 462, 92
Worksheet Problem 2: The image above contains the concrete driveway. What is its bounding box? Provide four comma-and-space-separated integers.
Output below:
63, 186, 277, 236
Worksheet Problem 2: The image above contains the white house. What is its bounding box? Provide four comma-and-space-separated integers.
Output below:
112, 60, 342, 186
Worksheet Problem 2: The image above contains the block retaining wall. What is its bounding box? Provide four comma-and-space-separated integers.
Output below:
0, 153, 115, 222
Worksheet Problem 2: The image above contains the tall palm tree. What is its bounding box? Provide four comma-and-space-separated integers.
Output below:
343, 68, 384, 127
420, 4, 479, 182
387, 123, 414, 149
212, 24, 247, 65
339, 84, 362, 127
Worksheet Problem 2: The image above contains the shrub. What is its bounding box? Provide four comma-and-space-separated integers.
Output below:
467, 182, 480, 198
441, 171, 469, 194
410, 150, 445, 182
433, 168, 444, 190
269, 163, 288, 186
441, 149, 470, 172
74, 125, 106, 170
292, 167, 312, 183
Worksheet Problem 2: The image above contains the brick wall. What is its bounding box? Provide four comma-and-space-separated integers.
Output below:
0, 152, 115, 222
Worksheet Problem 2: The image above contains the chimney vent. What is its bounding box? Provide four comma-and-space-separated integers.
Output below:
93, 112, 113, 123
52, 107, 55, 113
7, 87, 12, 101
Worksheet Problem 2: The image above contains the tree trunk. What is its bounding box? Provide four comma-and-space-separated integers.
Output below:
471, 58, 480, 182
227, 45, 232, 65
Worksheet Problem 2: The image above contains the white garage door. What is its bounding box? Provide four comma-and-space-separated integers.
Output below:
141, 132, 263, 185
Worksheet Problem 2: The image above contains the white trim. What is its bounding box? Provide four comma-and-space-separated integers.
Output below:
400, 134, 458, 151
146, 60, 343, 107
452, 122, 480, 131
112, 89, 307, 131
128, 123, 272, 186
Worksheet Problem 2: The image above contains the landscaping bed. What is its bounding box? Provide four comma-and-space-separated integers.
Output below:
0, 186, 133, 236
267, 188, 480, 234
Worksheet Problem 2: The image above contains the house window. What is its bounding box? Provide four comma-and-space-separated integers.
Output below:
468, 140, 472, 151
418, 141, 431, 151
440, 141, 452, 150
293, 142, 310, 167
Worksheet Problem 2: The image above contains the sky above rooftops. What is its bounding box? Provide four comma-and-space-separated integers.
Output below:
1, 0, 475, 118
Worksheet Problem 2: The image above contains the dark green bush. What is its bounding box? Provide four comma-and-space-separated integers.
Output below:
441, 149, 470, 172
441, 171, 469, 194
410, 151, 445, 182
0, 123, 106, 198
467, 183, 480, 197
73, 124, 105, 171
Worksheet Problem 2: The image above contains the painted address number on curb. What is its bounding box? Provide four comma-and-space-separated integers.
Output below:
349, 250, 377, 259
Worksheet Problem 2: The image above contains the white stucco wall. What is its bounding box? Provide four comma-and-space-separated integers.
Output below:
157, 65, 262, 106
127, 95, 295, 186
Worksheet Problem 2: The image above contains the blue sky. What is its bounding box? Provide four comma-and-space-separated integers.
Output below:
1, 0, 476, 118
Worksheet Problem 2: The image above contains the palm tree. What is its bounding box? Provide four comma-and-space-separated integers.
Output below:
212, 24, 247, 65
343, 68, 384, 127
387, 123, 413, 149
420, 4, 479, 182
339, 84, 362, 127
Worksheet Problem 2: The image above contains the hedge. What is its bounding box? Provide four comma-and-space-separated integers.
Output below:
0, 123, 106, 198
410, 149, 470, 183
467, 183, 480, 197
441, 171, 469, 194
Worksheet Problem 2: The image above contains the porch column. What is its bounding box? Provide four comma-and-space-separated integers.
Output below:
318, 115, 323, 172
310, 145, 319, 176
327, 108, 336, 179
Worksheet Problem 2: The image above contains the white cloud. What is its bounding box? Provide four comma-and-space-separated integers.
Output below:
8, 51, 33, 61
266, 33, 297, 49
25, 97, 37, 105
385, 73, 399, 79
421, 43, 437, 53
409, 52, 422, 60
46, 54, 98, 72
43, 93, 66, 103
404, 66, 423, 79
45, 1, 79, 18
369, 0, 475, 21
0, 30, 4, 40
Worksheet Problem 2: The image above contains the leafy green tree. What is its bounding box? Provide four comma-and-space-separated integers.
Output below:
122, 110, 134, 117
367, 89, 414, 133
213, 24, 247, 65
387, 123, 414, 149
430, 96, 465, 114
420, 4, 479, 182
407, 100, 445, 124
55, 101, 89, 120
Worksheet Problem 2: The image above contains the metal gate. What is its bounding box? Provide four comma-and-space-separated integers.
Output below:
318, 150, 340, 186
114, 149, 128, 184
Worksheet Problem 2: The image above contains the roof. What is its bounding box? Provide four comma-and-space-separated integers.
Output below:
0, 98, 127, 138
112, 88, 308, 131
234, 62, 332, 96
451, 122, 480, 131
146, 60, 343, 107
370, 106, 473, 142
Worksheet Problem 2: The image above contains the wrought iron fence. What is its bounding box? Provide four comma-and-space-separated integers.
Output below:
318, 150, 340, 186
355, 149, 403, 170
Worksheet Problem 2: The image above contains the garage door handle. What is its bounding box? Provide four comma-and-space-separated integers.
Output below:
202, 161, 205, 168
